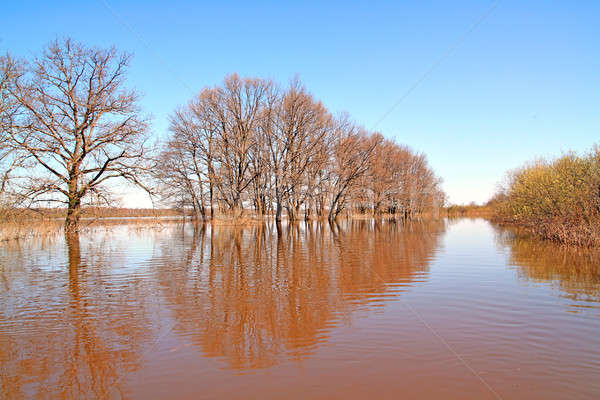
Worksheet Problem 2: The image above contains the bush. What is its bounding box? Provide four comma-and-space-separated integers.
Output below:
493, 146, 600, 246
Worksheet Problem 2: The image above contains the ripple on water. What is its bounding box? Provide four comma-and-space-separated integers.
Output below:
1, 219, 599, 399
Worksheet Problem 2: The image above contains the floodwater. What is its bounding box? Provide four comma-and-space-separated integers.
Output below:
1, 218, 599, 399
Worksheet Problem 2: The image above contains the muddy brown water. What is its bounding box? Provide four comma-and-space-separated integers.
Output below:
1, 218, 599, 399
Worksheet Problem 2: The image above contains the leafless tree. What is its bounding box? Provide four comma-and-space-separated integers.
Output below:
154, 141, 204, 218
267, 79, 332, 222
159, 78, 272, 219
162, 75, 445, 221
326, 117, 379, 220
0, 54, 27, 200
215, 75, 272, 217
2, 38, 152, 229
250, 85, 278, 216
155, 102, 212, 219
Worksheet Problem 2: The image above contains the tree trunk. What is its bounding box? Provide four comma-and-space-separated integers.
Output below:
287, 205, 295, 222
195, 199, 205, 220
65, 184, 82, 231
209, 179, 214, 218
232, 196, 243, 219
305, 199, 312, 221
275, 194, 283, 222
198, 180, 206, 219
328, 193, 343, 221
327, 206, 335, 222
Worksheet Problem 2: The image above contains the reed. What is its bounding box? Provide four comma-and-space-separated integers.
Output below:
0, 210, 62, 242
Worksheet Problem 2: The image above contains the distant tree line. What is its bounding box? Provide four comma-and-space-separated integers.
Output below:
0, 38, 445, 228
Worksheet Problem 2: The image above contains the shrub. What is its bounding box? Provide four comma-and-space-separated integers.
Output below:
493, 146, 600, 246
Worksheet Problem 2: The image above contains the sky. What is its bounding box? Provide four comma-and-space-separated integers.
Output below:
2, 0, 599, 206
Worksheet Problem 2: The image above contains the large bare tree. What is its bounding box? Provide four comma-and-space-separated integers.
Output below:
2, 39, 152, 229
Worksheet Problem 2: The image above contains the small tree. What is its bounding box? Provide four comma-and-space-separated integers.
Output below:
3, 38, 152, 229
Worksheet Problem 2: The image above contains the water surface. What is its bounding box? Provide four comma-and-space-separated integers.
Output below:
1, 218, 599, 399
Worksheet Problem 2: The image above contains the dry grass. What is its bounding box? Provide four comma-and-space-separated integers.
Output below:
495, 219, 600, 248
444, 204, 494, 218
0, 207, 184, 242
0, 214, 62, 242
0, 206, 446, 242
0, 215, 189, 242
18, 207, 184, 219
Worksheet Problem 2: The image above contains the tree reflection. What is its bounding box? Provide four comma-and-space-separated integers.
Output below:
0, 220, 446, 397
0, 229, 154, 399
156, 219, 445, 370
496, 227, 600, 302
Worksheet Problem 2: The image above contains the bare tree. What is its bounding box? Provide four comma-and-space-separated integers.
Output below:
250, 85, 278, 216
0, 54, 26, 200
327, 117, 379, 221
162, 75, 445, 221
209, 75, 272, 217
267, 79, 332, 222
303, 136, 331, 219
174, 90, 222, 218
156, 102, 213, 220
2, 38, 152, 229
154, 141, 205, 218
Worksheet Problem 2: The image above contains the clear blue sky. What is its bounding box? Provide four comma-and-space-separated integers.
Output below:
3, 1, 599, 205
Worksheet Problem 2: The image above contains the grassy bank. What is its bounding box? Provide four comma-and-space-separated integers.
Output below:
491, 146, 600, 247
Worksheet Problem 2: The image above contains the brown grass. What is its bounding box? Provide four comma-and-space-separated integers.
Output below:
444, 204, 494, 218
0, 214, 62, 242
0, 207, 185, 242
0, 206, 447, 242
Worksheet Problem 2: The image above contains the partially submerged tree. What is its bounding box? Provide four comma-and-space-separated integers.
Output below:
157, 77, 273, 219
161, 75, 445, 221
2, 38, 152, 229
327, 118, 380, 220
267, 79, 332, 221
212, 75, 272, 217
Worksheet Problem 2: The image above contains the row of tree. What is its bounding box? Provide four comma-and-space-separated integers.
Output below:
156, 75, 445, 221
0, 39, 445, 228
